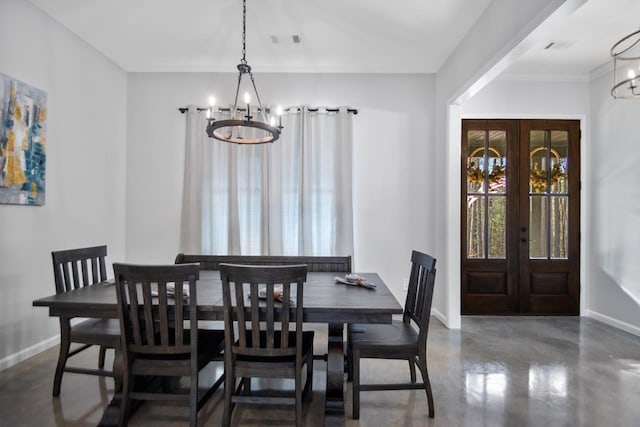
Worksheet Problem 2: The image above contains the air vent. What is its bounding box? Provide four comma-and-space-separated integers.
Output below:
544, 41, 575, 50
270, 34, 301, 45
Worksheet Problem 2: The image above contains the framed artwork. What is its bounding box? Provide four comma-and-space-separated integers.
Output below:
0, 72, 47, 205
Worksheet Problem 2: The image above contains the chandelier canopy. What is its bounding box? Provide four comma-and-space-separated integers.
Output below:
206, 0, 282, 144
611, 29, 640, 99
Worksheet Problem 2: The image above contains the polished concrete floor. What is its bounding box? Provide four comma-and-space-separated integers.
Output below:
1, 317, 639, 426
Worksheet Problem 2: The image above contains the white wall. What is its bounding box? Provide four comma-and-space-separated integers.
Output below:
125, 72, 436, 306
587, 70, 640, 335
462, 78, 590, 118
0, 0, 128, 369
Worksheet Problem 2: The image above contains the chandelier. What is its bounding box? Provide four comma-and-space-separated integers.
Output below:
206, 0, 282, 143
611, 28, 640, 99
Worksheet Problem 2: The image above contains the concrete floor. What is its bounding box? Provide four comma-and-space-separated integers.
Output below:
1, 317, 639, 426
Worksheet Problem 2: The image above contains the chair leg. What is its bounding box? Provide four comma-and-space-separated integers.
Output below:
239, 377, 251, 394
222, 365, 234, 427
305, 354, 314, 401
53, 318, 72, 397
190, 372, 198, 427
416, 352, 434, 418
295, 368, 303, 427
119, 372, 131, 427
346, 328, 353, 382
409, 357, 416, 383
98, 346, 107, 369
352, 349, 360, 420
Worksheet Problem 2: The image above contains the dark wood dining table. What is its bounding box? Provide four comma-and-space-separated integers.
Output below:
33, 270, 402, 426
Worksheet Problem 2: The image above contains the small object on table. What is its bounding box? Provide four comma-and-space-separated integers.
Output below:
248, 285, 296, 304
334, 274, 376, 290
151, 282, 190, 299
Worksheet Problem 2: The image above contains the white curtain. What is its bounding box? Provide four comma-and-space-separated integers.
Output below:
180, 105, 354, 257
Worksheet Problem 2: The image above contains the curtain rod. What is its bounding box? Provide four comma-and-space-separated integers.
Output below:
178, 106, 358, 115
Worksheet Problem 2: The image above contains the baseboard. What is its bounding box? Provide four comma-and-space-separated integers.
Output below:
0, 335, 59, 372
586, 310, 640, 337
431, 308, 453, 328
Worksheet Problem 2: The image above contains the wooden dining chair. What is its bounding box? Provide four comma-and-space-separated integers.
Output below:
218, 263, 314, 427
51, 245, 120, 396
113, 263, 225, 427
347, 250, 437, 419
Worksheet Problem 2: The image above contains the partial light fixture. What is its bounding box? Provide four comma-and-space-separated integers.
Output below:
611, 29, 640, 99
206, 0, 283, 143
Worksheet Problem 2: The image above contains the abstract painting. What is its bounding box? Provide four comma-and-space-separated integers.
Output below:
0, 72, 47, 205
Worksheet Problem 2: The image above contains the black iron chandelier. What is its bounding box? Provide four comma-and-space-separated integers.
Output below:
611, 28, 640, 99
206, 0, 282, 143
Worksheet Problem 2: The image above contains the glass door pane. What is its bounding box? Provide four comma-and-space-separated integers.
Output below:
529, 130, 569, 259
466, 130, 506, 259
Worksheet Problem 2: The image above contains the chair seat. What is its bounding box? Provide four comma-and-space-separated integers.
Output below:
70, 318, 121, 342
349, 320, 418, 353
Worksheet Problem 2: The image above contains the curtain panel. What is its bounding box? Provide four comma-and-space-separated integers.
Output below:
180, 106, 354, 257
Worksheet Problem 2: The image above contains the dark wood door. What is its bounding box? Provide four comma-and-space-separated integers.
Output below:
461, 119, 580, 315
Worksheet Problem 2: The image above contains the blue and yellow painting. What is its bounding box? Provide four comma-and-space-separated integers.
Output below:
0, 72, 47, 205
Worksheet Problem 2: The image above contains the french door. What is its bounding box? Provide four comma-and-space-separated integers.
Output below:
461, 119, 580, 315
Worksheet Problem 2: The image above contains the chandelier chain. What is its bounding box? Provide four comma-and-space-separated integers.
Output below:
241, 0, 247, 65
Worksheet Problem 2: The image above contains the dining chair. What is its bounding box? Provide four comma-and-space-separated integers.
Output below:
218, 263, 314, 427
51, 245, 120, 397
347, 250, 437, 419
112, 263, 225, 427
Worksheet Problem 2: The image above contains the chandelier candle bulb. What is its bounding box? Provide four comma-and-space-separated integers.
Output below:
244, 92, 251, 121
277, 106, 283, 128
207, 96, 215, 119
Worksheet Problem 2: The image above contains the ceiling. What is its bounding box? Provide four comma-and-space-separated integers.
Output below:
26, 0, 640, 78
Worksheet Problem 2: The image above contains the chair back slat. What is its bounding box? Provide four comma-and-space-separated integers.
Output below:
219, 264, 307, 358
265, 283, 275, 349
74, 261, 83, 289
281, 284, 291, 347
114, 263, 199, 357
52, 245, 108, 294
403, 251, 437, 345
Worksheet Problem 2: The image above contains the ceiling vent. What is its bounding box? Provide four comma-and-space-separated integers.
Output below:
270, 34, 301, 45
544, 41, 575, 50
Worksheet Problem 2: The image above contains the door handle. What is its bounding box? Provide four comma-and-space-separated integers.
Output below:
520, 238, 529, 242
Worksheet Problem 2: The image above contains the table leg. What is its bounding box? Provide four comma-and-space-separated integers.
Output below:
96, 349, 170, 426
98, 348, 123, 426
325, 323, 345, 427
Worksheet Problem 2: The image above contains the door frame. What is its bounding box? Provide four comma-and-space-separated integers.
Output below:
444, 112, 588, 326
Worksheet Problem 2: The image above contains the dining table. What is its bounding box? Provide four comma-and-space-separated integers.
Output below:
33, 270, 403, 426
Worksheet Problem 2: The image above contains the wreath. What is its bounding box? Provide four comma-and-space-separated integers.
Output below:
530, 163, 565, 192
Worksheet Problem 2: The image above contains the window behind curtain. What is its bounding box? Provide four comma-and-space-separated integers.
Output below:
180, 106, 354, 257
